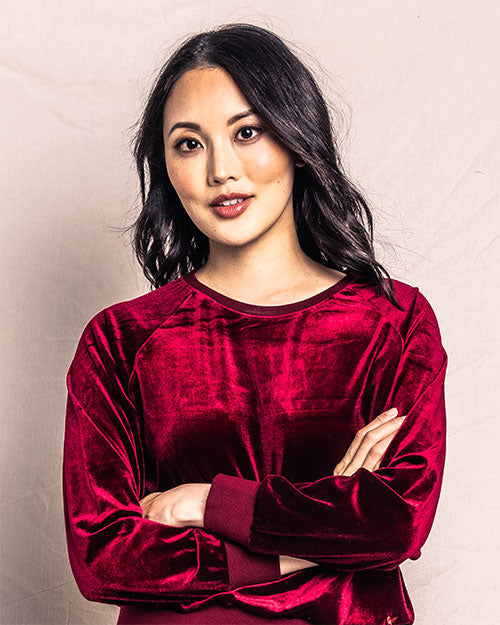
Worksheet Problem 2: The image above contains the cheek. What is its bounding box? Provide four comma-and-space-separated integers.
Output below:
247, 144, 294, 189
165, 160, 210, 230
166, 159, 200, 202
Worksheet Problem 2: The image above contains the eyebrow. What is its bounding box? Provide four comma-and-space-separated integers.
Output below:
166, 108, 257, 138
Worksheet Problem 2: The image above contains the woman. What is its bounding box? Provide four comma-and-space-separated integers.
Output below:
62, 23, 447, 625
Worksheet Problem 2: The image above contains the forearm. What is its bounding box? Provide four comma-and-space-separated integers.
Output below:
152, 484, 319, 579
140, 486, 315, 586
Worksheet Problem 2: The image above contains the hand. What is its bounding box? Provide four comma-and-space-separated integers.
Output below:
333, 407, 407, 476
279, 554, 319, 576
139, 483, 211, 528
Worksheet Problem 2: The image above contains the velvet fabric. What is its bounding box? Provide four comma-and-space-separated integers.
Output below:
62, 270, 447, 625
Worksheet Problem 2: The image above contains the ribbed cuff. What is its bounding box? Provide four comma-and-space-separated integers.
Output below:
203, 473, 259, 546
223, 539, 281, 588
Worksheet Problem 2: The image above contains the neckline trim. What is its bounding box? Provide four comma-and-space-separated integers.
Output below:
181, 270, 353, 316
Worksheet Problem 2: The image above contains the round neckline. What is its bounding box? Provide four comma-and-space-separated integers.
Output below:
181, 269, 353, 316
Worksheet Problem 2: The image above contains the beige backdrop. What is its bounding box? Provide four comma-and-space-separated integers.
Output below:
1, 1, 499, 623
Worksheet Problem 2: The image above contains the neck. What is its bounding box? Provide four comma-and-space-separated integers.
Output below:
195, 235, 342, 304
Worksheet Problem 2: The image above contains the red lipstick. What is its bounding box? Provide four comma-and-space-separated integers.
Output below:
209, 193, 253, 218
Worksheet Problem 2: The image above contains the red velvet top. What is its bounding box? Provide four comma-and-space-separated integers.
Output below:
62, 269, 447, 625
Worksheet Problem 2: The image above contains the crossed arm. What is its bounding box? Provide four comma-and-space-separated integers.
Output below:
139, 406, 406, 576
63, 303, 446, 603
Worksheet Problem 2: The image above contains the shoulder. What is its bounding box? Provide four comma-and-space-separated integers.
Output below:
345, 275, 444, 347
71, 275, 193, 364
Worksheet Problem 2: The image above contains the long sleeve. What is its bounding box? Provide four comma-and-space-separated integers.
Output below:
204, 293, 447, 572
62, 310, 280, 606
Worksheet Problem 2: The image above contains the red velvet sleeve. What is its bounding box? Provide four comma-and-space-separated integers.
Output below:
204, 295, 448, 572
62, 312, 280, 606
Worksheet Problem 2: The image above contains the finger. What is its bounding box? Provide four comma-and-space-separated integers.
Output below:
372, 413, 407, 472
363, 407, 399, 432
335, 412, 401, 475
143, 501, 166, 524
333, 407, 399, 475
341, 416, 406, 476
348, 416, 405, 470
361, 432, 396, 472
139, 491, 161, 506
139, 492, 163, 520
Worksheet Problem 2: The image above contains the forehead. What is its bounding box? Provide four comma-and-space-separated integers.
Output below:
163, 67, 251, 124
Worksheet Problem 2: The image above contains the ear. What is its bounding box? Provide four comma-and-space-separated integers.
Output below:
295, 159, 305, 168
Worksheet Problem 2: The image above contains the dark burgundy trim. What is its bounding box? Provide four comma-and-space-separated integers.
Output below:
224, 540, 282, 588
182, 270, 353, 316
203, 473, 259, 546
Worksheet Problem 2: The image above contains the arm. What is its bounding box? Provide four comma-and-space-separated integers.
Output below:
62, 312, 281, 605
204, 295, 448, 572
139, 406, 407, 576
138, 486, 320, 577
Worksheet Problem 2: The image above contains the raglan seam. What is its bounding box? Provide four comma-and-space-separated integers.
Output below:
343, 286, 407, 345
344, 284, 429, 346
127, 288, 196, 387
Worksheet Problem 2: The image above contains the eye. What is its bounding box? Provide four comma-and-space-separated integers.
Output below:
236, 125, 265, 141
173, 137, 201, 153
173, 125, 265, 153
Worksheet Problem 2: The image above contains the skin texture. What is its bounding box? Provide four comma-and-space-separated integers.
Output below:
161, 64, 346, 304
139, 66, 405, 576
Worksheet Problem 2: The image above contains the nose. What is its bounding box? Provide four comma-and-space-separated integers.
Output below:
207, 139, 241, 185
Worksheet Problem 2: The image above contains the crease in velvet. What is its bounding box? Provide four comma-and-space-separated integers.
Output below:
62, 272, 447, 625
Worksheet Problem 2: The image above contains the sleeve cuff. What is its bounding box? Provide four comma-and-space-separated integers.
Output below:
203, 473, 259, 546
223, 539, 281, 588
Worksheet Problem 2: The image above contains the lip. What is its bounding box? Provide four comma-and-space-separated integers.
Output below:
210, 196, 253, 218
210, 192, 252, 206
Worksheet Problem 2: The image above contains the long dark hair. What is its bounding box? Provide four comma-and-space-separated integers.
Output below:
128, 22, 400, 307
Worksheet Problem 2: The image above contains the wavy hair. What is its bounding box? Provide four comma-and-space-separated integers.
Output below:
127, 22, 400, 307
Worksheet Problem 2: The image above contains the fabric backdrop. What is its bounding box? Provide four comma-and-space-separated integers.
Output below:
1, 1, 498, 623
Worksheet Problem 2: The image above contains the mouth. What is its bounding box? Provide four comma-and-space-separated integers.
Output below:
210, 196, 253, 218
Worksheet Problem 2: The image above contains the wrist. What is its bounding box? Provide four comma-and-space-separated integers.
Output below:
197, 483, 211, 527
184, 483, 211, 528
171, 483, 212, 528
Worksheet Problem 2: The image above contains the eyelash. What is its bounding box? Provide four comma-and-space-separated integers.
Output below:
173, 125, 265, 153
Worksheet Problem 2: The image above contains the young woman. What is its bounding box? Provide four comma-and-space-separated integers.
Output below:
62, 23, 447, 625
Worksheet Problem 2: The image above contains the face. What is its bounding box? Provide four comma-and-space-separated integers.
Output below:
162, 66, 300, 248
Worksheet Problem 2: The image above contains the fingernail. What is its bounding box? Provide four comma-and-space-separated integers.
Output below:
386, 408, 398, 418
